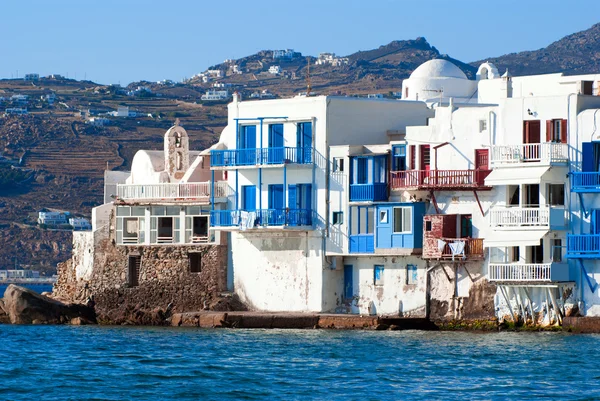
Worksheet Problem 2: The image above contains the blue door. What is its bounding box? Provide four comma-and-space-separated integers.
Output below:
239, 125, 257, 165
268, 184, 284, 225
376, 205, 393, 249
241, 185, 256, 211
288, 184, 312, 226
344, 265, 353, 300
268, 124, 284, 164
296, 122, 312, 163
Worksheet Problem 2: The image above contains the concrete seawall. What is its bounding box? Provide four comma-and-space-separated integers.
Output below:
170, 312, 439, 330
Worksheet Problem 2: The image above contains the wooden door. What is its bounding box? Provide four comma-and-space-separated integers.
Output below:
523, 121, 541, 143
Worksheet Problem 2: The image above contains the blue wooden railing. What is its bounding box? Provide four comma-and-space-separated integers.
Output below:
349, 234, 375, 254
211, 147, 314, 167
571, 172, 600, 193
349, 183, 388, 202
566, 234, 600, 259
210, 209, 313, 228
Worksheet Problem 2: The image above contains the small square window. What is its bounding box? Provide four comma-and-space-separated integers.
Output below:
379, 210, 388, 223
479, 120, 487, 132
425, 221, 432, 231
333, 157, 344, 172
332, 211, 343, 225
189, 253, 202, 273
374, 265, 384, 286
393, 207, 412, 233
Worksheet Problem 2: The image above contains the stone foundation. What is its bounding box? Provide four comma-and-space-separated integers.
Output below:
54, 225, 237, 324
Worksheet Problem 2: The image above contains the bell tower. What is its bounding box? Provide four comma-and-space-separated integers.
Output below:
164, 120, 190, 180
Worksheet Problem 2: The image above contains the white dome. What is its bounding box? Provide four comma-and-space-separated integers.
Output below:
409, 59, 467, 80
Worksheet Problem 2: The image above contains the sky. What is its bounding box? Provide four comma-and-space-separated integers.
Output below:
1, 0, 599, 85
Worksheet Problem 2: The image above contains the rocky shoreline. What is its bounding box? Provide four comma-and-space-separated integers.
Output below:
0, 284, 596, 333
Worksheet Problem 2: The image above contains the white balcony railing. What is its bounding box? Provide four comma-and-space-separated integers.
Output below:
489, 263, 552, 281
117, 181, 230, 201
491, 143, 568, 165
489, 206, 549, 229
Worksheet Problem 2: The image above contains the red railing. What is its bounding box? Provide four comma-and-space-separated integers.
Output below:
390, 169, 491, 190
423, 238, 485, 260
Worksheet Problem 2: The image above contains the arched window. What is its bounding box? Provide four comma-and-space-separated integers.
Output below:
175, 132, 182, 148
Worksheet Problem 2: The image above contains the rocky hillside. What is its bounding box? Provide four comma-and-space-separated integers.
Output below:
471, 23, 600, 76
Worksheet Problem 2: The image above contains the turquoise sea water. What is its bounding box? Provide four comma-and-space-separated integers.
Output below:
0, 326, 599, 400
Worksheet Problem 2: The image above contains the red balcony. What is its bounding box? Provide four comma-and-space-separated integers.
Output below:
422, 237, 485, 260
390, 169, 492, 190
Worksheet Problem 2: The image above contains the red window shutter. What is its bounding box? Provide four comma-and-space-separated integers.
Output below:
546, 120, 553, 142
561, 119, 568, 143
409, 145, 416, 169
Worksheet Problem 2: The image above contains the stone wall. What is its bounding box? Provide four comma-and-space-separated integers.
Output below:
428, 261, 496, 322
54, 220, 233, 324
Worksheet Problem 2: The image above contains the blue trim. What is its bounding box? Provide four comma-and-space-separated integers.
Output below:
258, 168, 262, 210
235, 119, 239, 149
235, 169, 239, 210
283, 164, 287, 208
210, 170, 215, 211
234, 117, 288, 121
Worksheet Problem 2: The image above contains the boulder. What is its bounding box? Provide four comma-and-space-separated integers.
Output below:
3, 285, 96, 325
0, 299, 9, 324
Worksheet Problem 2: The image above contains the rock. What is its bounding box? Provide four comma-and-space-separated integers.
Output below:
0, 299, 9, 324
3, 284, 96, 325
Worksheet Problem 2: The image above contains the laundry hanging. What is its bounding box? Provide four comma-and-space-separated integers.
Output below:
449, 241, 466, 260
437, 239, 446, 252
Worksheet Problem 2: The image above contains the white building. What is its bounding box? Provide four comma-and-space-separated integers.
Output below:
268, 65, 281, 75
69, 217, 92, 231
273, 49, 297, 60
24, 73, 39, 81
4, 108, 28, 115
201, 90, 230, 101
315, 53, 349, 67
38, 211, 69, 226
87, 117, 110, 127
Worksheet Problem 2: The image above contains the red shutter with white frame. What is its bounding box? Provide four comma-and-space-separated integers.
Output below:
546, 120, 553, 142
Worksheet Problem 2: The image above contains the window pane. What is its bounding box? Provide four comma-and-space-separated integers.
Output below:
402, 208, 412, 232
116, 207, 130, 217
393, 208, 403, 233
131, 207, 145, 217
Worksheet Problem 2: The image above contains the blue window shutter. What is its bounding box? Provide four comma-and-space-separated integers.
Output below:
243, 125, 256, 149
242, 185, 256, 210
269, 124, 284, 148
268, 185, 284, 209
302, 184, 312, 210
582, 142, 594, 172
288, 185, 297, 209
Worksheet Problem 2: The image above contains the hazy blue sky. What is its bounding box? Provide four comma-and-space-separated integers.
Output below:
1, 0, 599, 85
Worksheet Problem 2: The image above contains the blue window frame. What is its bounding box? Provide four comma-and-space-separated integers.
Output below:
392, 145, 407, 171
268, 124, 284, 164
406, 264, 417, 285
374, 265, 384, 286
288, 183, 312, 225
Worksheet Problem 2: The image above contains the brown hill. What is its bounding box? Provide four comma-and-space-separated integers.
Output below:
471, 22, 600, 76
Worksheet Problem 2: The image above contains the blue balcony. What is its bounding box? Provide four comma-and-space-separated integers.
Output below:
571, 172, 600, 193
349, 183, 388, 202
349, 234, 374, 254
566, 234, 600, 259
211, 147, 313, 168
210, 209, 313, 228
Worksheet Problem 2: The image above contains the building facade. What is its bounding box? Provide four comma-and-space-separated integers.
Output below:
58, 58, 600, 325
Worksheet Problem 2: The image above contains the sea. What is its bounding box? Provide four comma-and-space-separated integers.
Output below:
0, 326, 599, 400
0, 283, 53, 295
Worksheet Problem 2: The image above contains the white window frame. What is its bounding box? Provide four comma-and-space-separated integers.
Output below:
393, 206, 412, 234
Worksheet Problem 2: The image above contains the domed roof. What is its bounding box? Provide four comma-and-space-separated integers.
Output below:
409, 59, 467, 80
